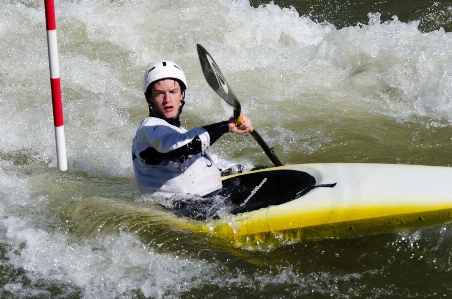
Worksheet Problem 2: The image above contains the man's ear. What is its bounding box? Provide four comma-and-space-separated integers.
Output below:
146, 96, 156, 115
145, 94, 153, 106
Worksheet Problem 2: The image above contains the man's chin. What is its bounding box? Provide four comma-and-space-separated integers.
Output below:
163, 113, 177, 120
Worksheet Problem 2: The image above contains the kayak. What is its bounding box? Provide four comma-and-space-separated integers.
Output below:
164, 45, 452, 246
168, 163, 452, 245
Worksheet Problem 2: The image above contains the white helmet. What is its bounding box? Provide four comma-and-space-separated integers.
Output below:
143, 60, 188, 94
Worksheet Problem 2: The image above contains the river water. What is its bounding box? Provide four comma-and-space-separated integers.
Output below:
1, 0, 452, 298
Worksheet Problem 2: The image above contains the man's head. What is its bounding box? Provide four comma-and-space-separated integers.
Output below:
143, 61, 188, 119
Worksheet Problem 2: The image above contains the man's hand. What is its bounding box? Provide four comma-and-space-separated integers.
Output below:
228, 114, 253, 133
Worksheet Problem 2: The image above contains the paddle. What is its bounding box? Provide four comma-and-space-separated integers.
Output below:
196, 44, 283, 167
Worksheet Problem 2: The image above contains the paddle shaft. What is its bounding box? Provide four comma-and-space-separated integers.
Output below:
236, 114, 283, 166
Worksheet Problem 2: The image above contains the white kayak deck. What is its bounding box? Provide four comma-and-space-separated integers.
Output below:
196, 163, 452, 242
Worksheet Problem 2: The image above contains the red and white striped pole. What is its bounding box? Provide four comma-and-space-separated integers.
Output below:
44, 0, 67, 171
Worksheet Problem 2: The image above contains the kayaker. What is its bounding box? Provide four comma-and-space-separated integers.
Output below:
132, 60, 252, 197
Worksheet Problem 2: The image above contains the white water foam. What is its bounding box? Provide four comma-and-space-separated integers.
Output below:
1, 0, 452, 297
2, 0, 452, 171
0, 215, 216, 298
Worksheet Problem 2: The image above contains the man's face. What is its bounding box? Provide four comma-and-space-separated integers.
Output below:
148, 79, 184, 119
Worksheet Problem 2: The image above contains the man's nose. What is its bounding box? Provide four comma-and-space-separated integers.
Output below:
163, 92, 171, 100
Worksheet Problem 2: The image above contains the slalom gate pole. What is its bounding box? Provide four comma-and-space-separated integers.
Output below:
44, 0, 67, 171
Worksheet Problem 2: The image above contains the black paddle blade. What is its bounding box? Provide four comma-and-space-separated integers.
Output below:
196, 44, 241, 112
196, 43, 284, 167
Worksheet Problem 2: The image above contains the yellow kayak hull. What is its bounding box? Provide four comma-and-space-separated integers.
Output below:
174, 163, 452, 246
